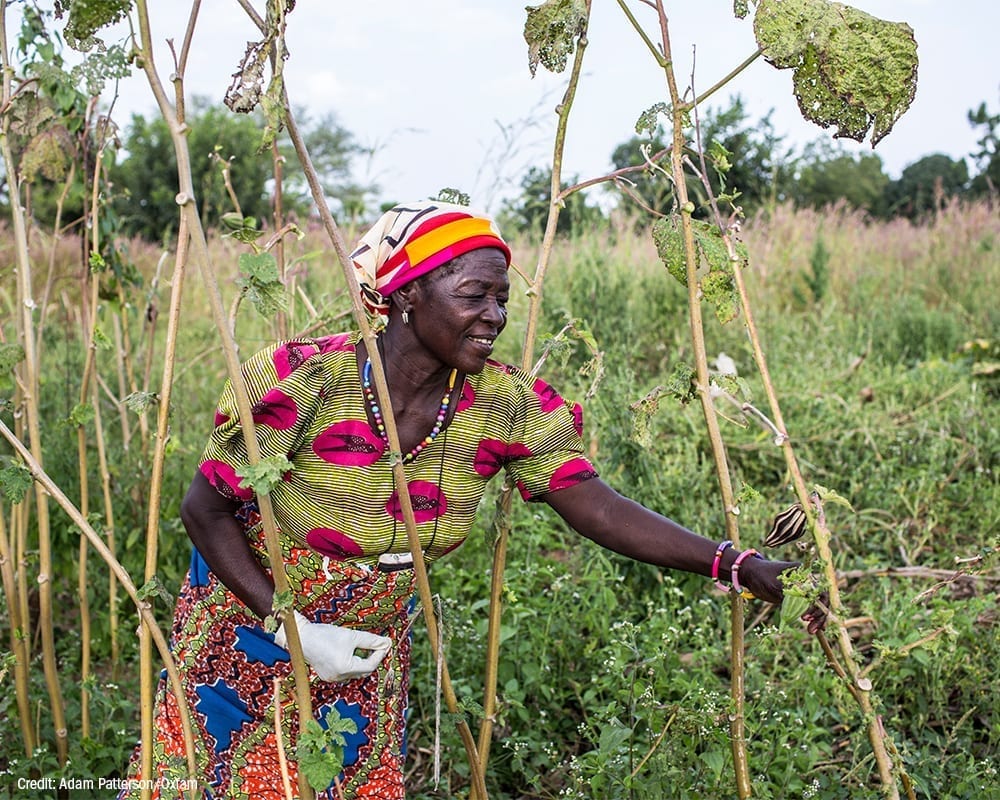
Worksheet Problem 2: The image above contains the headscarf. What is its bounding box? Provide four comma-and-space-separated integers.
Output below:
350, 200, 511, 316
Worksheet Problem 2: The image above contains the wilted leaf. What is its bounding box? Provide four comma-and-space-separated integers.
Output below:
754, 0, 918, 145
225, 0, 294, 132
524, 0, 587, 77
58, 0, 133, 51
21, 126, 74, 183
435, 188, 470, 206
652, 215, 746, 324
236, 252, 286, 317
635, 102, 669, 136
137, 575, 173, 606
125, 391, 158, 415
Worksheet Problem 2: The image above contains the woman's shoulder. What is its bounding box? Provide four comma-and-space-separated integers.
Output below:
472, 360, 574, 414
247, 331, 361, 382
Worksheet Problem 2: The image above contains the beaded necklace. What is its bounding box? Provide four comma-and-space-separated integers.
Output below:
362, 358, 457, 463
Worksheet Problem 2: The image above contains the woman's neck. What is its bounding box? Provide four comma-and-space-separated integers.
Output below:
369, 327, 454, 401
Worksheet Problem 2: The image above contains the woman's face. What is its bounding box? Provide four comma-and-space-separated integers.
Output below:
407, 247, 510, 375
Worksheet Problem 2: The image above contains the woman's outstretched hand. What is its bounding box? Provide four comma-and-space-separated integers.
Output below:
739, 557, 828, 634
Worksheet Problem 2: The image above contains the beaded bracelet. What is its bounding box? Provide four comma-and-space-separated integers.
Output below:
711, 540, 734, 592
730, 548, 763, 597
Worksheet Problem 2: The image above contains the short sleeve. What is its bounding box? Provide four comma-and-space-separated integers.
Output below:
502, 371, 598, 501
199, 340, 327, 501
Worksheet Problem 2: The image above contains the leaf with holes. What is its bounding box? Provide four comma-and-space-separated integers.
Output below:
754, 0, 918, 145
524, 0, 587, 77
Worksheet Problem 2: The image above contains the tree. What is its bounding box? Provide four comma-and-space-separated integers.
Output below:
967, 99, 999, 197
110, 97, 273, 241
882, 153, 969, 220
110, 100, 372, 241
497, 166, 603, 236
791, 140, 889, 214
609, 95, 794, 217
278, 108, 375, 224
2, 2, 130, 233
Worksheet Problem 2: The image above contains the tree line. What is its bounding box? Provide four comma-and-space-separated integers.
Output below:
498, 95, 999, 235
3, 4, 997, 246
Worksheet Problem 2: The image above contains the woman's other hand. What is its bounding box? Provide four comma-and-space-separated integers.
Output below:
739, 557, 828, 634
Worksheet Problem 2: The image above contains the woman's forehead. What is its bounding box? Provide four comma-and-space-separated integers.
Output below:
446, 248, 510, 285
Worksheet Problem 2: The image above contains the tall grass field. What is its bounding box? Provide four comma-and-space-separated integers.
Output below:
1, 200, 997, 799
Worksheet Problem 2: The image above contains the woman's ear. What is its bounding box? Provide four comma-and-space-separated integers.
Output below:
392, 284, 418, 316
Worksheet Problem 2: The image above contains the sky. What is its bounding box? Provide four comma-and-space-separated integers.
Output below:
36, 1, 1000, 212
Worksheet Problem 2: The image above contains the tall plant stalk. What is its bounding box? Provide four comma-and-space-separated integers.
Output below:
0, 504, 34, 754
279, 97, 490, 800
138, 212, 190, 800
0, 418, 200, 787
616, 3, 911, 795
131, 3, 316, 795
728, 245, 906, 797
476, 3, 592, 783
615, 1, 755, 792
226, 0, 494, 791
0, 7, 69, 760
75, 139, 112, 741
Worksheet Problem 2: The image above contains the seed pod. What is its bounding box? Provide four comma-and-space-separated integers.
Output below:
764, 502, 807, 547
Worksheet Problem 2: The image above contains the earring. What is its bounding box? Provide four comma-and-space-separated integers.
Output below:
402, 310, 410, 326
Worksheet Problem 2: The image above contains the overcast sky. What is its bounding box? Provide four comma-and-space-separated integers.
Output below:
37, 1, 1000, 212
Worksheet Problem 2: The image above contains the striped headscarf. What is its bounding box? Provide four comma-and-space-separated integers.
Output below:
350, 201, 511, 316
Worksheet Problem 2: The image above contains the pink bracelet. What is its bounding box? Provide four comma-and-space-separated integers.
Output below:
711, 540, 734, 592
730, 548, 763, 597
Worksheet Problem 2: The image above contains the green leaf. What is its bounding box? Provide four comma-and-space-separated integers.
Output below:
701, 269, 738, 325
0, 343, 26, 374
136, 575, 173, 606
297, 710, 358, 792
0, 460, 33, 505
89, 251, 107, 273
93, 326, 113, 351
264, 589, 294, 633
754, 0, 918, 145
236, 252, 286, 317
524, 0, 587, 77
236, 455, 294, 494
597, 719, 631, 754
813, 483, 855, 512
124, 391, 158, 415
67, 402, 95, 427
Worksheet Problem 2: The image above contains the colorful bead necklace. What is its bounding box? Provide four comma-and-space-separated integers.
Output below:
362, 358, 457, 463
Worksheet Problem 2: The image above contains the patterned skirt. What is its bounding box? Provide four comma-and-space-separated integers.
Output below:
120, 510, 417, 799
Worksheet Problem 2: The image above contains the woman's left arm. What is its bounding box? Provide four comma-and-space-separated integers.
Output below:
544, 478, 812, 618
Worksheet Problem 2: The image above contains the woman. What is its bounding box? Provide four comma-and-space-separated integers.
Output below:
123, 201, 822, 799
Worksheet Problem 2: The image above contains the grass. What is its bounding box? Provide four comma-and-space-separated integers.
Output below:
1, 199, 998, 799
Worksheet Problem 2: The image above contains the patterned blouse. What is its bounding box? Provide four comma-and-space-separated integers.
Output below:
199, 332, 598, 565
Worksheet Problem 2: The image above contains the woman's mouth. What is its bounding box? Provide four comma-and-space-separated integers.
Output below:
468, 335, 495, 354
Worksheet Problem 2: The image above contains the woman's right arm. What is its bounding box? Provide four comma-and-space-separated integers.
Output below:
180, 470, 277, 620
